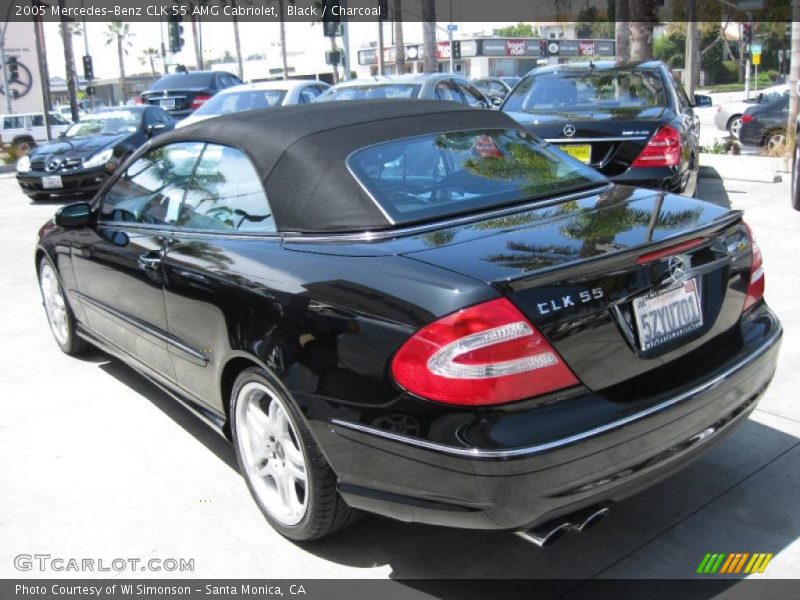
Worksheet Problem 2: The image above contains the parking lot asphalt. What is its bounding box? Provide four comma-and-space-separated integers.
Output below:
1, 171, 798, 584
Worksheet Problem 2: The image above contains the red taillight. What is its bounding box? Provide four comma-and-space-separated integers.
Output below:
134, 96, 144, 105
390, 298, 579, 406
741, 113, 754, 124
743, 223, 765, 311
190, 93, 212, 110
632, 124, 681, 168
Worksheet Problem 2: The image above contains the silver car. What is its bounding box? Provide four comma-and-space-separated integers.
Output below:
176, 79, 331, 129
316, 73, 491, 108
714, 84, 789, 137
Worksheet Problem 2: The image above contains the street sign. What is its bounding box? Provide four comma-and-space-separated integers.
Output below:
751, 44, 762, 55
447, 24, 458, 32
753, 53, 761, 65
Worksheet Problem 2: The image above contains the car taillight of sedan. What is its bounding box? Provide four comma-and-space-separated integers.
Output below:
743, 222, 765, 311
191, 94, 212, 110
741, 113, 754, 124
632, 124, 682, 168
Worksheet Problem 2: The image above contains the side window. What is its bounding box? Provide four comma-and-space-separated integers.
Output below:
434, 80, 464, 103
145, 108, 170, 127
99, 142, 204, 226
4, 116, 25, 129
457, 82, 489, 108
178, 144, 275, 233
29, 114, 45, 127
670, 71, 691, 109
299, 86, 322, 103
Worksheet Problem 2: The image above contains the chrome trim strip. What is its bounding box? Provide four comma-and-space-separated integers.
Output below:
331, 326, 781, 459
72, 291, 208, 364
282, 183, 615, 243
545, 136, 649, 143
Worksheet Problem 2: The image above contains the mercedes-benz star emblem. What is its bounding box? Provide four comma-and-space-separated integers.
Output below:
668, 255, 689, 283
46, 159, 62, 172
563, 124, 576, 137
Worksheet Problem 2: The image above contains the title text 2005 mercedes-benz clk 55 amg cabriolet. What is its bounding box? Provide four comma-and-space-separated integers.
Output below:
36, 101, 781, 544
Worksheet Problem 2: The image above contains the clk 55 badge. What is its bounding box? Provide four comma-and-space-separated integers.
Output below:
537, 288, 604, 315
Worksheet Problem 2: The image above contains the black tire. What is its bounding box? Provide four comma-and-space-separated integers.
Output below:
230, 367, 360, 541
792, 142, 800, 211
38, 257, 89, 355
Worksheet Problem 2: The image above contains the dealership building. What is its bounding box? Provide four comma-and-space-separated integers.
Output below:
356, 38, 616, 78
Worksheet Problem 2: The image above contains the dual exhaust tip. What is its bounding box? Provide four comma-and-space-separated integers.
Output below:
515, 504, 611, 548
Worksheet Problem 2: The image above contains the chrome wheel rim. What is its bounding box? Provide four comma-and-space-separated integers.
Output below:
767, 133, 786, 149
235, 382, 308, 526
40, 263, 68, 346
729, 117, 741, 138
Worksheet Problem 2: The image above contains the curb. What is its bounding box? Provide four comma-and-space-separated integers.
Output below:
699, 153, 783, 183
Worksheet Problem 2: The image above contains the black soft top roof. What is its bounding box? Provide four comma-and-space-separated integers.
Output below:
155, 100, 521, 232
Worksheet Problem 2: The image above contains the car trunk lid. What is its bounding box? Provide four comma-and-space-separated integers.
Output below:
398, 185, 751, 395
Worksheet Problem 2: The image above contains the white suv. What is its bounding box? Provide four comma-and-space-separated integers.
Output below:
0, 112, 71, 154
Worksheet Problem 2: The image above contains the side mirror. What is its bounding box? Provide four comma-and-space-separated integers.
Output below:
58, 131, 67, 139
693, 94, 712, 108
491, 96, 503, 108
55, 202, 93, 228
146, 123, 167, 137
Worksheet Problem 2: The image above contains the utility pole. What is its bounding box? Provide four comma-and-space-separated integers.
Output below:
33, 14, 53, 141
341, 0, 351, 81
377, 18, 384, 75
0, 25, 12, 114
685, 1, 697, 97
448, 0, 454, 74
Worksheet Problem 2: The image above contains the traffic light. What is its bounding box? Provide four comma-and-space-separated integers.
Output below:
378, 0, 388, 20
6, 56, 19, 81
325, 49, 343, 66
452, 41, 461, 60
168, 15, 184, 54
539, 39, 548, 57
82, 55, 94, 81
743, 23, 753, 46
322, 0, 342, 37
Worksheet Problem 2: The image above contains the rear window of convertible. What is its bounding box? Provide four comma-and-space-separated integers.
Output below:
347, 129, 606, 224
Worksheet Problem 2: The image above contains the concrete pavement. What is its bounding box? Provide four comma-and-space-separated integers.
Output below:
0, 172, 798, 582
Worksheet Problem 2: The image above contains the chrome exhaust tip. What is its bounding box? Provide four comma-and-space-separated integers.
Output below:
573, 505, 611, 532
514, 521, 572, 548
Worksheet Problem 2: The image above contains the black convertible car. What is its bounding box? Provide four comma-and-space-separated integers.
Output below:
502, 61, 711, 197
17, 106, 174, 201
36, 101, 781, 543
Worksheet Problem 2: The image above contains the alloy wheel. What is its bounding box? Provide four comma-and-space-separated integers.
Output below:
234, 382, 308, 526
728, 117, 742, 138
767, 133, 786, 150
39, 263, 69, 347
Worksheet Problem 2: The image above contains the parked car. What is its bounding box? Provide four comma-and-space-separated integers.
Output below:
472, 76, 521, 105
502, 61, 710, 197
738, 94, 789, 149
137, 70, 244, 119
0, 112, 71, 154
317, 73, 491, 108
176, 80, 330, 129
36, 100, 780, 543
714, 84, 789, 137
791, 107, 800, 211
17, 106, 173, 201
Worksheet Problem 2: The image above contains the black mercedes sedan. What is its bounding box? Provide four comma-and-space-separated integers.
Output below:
137, 70, 244, 119
502, 61, 712, 197
36, 101, 781, 543
17, 106, 174, 201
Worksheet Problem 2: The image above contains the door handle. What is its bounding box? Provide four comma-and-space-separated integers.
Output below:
137, 254, 162, 271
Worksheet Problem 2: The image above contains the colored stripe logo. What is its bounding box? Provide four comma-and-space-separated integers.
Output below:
696, 553, 773, 574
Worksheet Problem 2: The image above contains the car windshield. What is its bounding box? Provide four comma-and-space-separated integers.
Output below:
760, 87, 789, 103
151, 73, 215, 90
320, 84, 420, 101
504, 69, 668, 113
65, 111, 141, 138
348, 128, 606, 225
193, 89, 286, 116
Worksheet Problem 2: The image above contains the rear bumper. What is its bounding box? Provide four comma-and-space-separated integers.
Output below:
738, 124, 764, 146
318, 306, 781, 531
608, 165, 688, 193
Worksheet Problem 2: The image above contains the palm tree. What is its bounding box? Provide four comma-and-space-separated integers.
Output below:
104, 22, 134, 104
421, 0, 436, 73
629, 0, 656, 61
615, 1, 629, 62
58, 0, 80, 121
139, 47, 160, 78
392, 0, 405, 74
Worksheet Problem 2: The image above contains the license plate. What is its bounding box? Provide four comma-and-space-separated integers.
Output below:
42, 175, 63, 189
558, 144, 591, 164
160, 98, 176, 109
632, 278, 703, 351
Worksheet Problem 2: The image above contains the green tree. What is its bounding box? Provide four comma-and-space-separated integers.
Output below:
422, 0, 437, 73
496, 23, 536, 38
139, 47, 160, 77
104, 22, 134, 102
